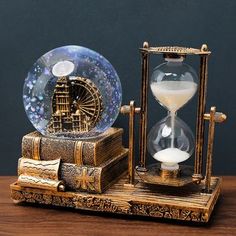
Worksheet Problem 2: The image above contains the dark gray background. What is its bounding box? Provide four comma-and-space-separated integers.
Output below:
0, 0, 235, 175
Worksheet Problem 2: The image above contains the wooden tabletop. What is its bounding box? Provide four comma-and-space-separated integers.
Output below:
1, 176, 236, 236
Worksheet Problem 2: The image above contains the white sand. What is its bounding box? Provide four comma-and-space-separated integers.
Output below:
153, 148, 190, 163
170, 112, 175, 148
150, 81, 197, 112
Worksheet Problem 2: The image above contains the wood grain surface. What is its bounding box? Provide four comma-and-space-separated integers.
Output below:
1, 176, 236, 236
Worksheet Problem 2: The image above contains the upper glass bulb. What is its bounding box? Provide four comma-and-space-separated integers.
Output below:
23, 45, 122, 139
150, 57, 198, 113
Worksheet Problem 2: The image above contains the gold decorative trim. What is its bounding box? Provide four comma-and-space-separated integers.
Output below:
140, 45, 211, 55
74, 141, 83, 165
159, 168, 180, 179
32, 136, 41, 160
93, 142, 98, 166
76, 168, 95, 191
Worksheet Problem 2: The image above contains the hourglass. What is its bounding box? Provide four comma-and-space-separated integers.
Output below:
147, 56, 197, 176
135, 43, 226, 188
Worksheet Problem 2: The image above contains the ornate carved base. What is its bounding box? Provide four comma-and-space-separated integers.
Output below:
10, 176, 221, 223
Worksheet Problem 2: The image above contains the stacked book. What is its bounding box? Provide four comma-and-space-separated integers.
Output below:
17, 128, 128, 193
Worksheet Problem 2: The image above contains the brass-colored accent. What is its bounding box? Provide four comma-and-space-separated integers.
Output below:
76, 168, 95, 191
74, 141, 84, 165
32, 136, 41, 160
128, 101, 136, 185
204, 112, 227, 123
137, 41, 149, 172
140, 46, 211, 55
120, 105, 141, 114
10, 175, 222, 223
204, 107, 216, 193
137, 164, 193, 187
58, 184, 65, 192
121, 101, 140, 186
159, 168, 180, 179
17, 158, 65, 192
193, 49, 209, 183
143, 41, 149, 48
201, 44, 208, 52
47, 76, 103, 134
203, 107, 226, 193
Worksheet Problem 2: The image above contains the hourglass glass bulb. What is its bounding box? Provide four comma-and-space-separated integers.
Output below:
147, 115, 195, 170
150, 57, 198, 113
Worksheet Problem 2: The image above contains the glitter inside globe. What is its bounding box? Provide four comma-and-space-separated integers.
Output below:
23, 45, 122, 139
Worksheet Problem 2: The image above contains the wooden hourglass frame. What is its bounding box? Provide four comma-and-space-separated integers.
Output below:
122, 42, 226, 193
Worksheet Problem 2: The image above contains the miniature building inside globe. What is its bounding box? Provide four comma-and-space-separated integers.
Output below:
48, 76, 103, 134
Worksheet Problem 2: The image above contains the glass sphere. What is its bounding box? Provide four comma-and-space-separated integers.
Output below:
150, 57, 198, 113
23, 45, 122, 139
147, 114, 195, 170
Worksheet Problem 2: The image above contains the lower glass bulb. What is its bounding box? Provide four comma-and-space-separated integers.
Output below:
147, 114, 195, 170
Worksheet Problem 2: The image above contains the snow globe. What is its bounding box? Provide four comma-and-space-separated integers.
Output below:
23, 45, 122, 138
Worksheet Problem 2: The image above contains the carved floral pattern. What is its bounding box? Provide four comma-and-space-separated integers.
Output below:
11, 190, 75, 208
11, 189, 207, 222
75, 196, 119, 213
131, 203, 204, 221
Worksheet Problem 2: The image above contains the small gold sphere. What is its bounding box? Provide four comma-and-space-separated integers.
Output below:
58, 184, 65, 192
143, 41, 149, 48
201, 44, 208, 51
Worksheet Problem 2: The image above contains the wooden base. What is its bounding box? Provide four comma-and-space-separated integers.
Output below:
10, 176, 221, 223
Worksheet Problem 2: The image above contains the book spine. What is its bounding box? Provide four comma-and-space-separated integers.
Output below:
60, 149, 128, 193
95, 135, 122, 166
